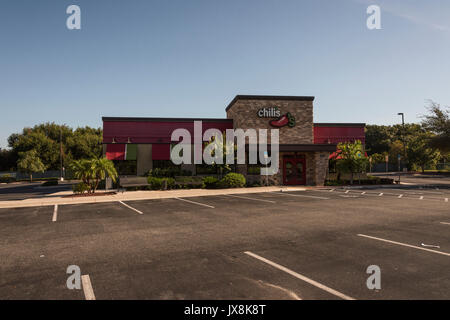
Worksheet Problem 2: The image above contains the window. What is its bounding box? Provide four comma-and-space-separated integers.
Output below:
153, 160, 180, 170
113, 160, 137, 176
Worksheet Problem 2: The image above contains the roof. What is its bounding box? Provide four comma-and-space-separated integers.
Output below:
102, 117, 233, 123
226, 95, 315, 112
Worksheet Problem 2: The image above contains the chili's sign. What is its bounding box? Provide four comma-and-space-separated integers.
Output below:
257, 107, 296, 128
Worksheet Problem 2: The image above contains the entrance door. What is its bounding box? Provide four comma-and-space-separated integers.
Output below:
283, 157, 306, 185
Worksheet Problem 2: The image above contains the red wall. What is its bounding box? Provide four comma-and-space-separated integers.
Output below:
314, 125, 365, 144
103, 120, 234, 144
104, 120, 365, 145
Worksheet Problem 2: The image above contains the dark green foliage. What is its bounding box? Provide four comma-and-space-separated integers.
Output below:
73, 182, 90, 194
218, 173, 246, 188
0, 174, 16, 183
6, 122, 102, 171
147, 177, 176, 190
202, 176, 219, 189
147, 167, 192, 178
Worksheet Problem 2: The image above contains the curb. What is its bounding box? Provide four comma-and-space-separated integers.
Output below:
0, 186, 307, 209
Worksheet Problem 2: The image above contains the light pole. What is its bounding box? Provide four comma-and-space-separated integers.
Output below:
60, 124, 66, 182
397, 113, 406, 183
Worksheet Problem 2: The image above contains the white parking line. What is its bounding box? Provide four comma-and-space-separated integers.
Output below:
244, 251, 355, 300
52, 204, 58, 222
357, 234, 450, 257
174, 197, 215, 208
384, 188, 444, 195
81, 275, 96, 300
273, 192, 330, 200
398, 194, 403, 198
440, 222, 450, 226
446, 198, 449, 203
118, 201, 143, 214
224, 194, 276, 204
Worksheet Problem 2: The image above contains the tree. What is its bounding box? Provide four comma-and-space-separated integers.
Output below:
69, 159, 94, 189
69, 158, 117, 193
0, 148, 16, 171
365, 125, 394, 155
421, 100, 450, 152
17, 150, 46, 182
335, 140, 368, 184
90, 158, 118, 193
407, 132, 441, 173
65, 127, 103, 162
7, 122, 103, 172
388, 140, 405, 168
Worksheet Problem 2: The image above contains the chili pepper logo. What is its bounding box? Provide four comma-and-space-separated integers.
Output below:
270, 112, 296, 128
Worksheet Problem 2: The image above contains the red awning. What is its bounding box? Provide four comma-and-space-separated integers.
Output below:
106, 144, 125, 160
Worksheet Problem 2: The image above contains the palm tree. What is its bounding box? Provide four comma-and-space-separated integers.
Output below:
69, 157, 117, 193
91, 157, 118, 193
69, 159, 94, 190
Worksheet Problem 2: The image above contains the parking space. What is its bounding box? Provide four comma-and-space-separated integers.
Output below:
315, 186, 450, 202
0, 187, 449, 299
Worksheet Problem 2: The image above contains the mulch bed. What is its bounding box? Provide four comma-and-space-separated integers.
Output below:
63, 192, 117, 198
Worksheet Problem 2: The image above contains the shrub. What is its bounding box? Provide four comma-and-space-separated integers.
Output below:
42, 179, 58, 187
202, 176, 219, 189
0, 174, 15, 183
218, 173, 246, 188
174, 176, 203, 189
148, 168, 193, 178
73, 182, 90, 194
147, 177, 176, 190
162, 177, 175, 190
148, 177, 163, 190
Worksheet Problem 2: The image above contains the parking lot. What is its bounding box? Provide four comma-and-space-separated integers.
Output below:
0, 186, 449, 300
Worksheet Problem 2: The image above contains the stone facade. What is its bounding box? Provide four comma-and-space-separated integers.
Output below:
226, 96, 330, 186
226, 98, 314, 144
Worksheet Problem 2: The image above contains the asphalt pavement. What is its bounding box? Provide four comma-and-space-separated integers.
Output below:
0, 187, 448, 300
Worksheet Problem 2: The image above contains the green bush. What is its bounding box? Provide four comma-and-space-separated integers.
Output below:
147, 177, 163, 190
202, 176, 219, 189
147, 167, 192, 178
162, 177, 175, 189
218, 173, 246, 188
174, 176, 203, 189
147, 177, 176, 190
0, 174, 16, 183
73, 182, 90, 194
41, 179, 58, 187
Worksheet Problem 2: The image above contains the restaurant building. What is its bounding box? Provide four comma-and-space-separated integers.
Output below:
103, 95, 365, 186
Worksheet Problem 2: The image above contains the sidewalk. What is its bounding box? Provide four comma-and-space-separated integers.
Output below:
0, 186, 307, 209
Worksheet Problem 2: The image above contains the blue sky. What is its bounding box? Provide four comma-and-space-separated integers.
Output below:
1, 0, 449, 148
